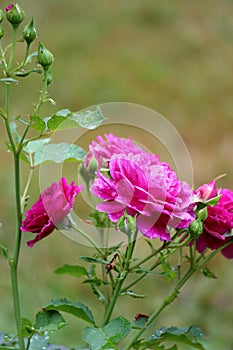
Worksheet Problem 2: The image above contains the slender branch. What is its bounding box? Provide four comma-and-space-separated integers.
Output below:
4, 32, 25, 348
125, 239, 233, 350
20, 167, 34, 214
102, 230, 138, 326
33, 68, 48, 115
13, 43, 30, 71
70, 223, 103, 256
8, 27, 18, 73
10, 154, 25, 350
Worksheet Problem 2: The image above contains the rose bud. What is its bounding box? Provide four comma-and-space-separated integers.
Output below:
0, 26, 4, 39
6, 4, 25, 28
37, 42, 54, 69
0, 9, 4, 23
23, 17, 37, 45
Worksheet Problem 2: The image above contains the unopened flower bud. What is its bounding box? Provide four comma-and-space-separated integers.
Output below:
189, 220, 203, 240
0, 26, 4, 39
23, 18, 37, 44
0, 9, 4, 23
88, 157, 98, 175
117, 214, 136, 236
197, 207, 208, 222
6, 4, 25, 28
37, 42, 54, 69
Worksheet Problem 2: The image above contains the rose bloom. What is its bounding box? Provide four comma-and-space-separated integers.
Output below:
84, 133, 147, 170
91, 154, 195, 241
21, 177, 82, 247
196, 181, 233, 258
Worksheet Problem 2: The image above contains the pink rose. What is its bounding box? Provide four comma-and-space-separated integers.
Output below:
84, 133, 149, 170
195, 180, 218, 202
21, 178, 82, 247
91, 155, 195, 241
196, 181, 233, 258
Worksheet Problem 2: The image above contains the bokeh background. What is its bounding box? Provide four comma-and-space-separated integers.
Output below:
0, 1, 232, 349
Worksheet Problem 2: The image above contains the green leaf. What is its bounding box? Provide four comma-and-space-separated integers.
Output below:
26, 333, 49, 350
132, 314, 149, 329
45, 106, 106, 131
91, 284, 105, 302
72, 106, 106, 130
78, 256, 109, 264
35, 309, 67, 332
15, 68, 42, 77
201, 267, 217, 279
10, 122, 20, 144
0, 78, 18, 84
44, 298, 95, 325
39, 143, 86, 164
23, 139, 86, 166
82, 317, 131, 350
45, 109, 76, 130
54, 264, 88, 278
134, 268, 165, 276
19, 317, 33, 337
30, 116, 46, 132
145, 239, 157, 254
120, 290, 145, 298
159, 254, 177, 282
82, 278, 103, 286
0, 334, 18, 348
147, 326, 206, 350
23, 138, 50, 153
0, 244, 10, 261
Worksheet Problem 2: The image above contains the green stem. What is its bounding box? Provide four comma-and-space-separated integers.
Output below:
102, 230, 138, 326
125, 239, 233, 350
34, 68, 48, 115
122, 241, 179, 293
70, 223, 103, 256
10, 154, 25, 350
125, 266, 195, 350
8, 27, 18, 73
129, 230, 184, 272
20, 167, 33, 213
4, 55, 25, 348
99, 228, 110, 307
13, 43, 30, 71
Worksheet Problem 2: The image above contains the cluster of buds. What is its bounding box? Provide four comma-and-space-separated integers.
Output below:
0, 3, 54, 83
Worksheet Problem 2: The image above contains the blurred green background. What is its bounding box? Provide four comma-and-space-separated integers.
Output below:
0, 1, 232, 349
